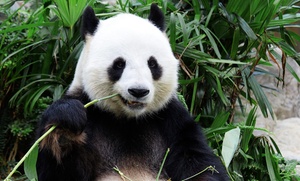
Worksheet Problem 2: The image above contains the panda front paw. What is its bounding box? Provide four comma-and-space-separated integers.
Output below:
38, 99, 87, 161
41, 99, 87, 134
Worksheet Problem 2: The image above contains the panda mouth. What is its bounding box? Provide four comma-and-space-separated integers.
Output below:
120, 96, 145, 109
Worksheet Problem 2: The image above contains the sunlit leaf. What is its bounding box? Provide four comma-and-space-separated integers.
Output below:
222, 127, 241, 168
24, 145, 38, 180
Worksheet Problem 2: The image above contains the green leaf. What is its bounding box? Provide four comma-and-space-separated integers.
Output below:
24, 145, 38, 180
175, 44, 211, 59
169, 13, 176, 51
222, 127, 241, 168
1, 40, 50, 65
265, 142, 281, 181
199, 25, 222, 59
205, 58, 246, 64
286, 61, 300, 82
236, 14, 257, 40
210, 112, 230, 129
241, 66, 274, 119
230, 27, 240, 59
177, 13, 189, 46
28, 85, 52, 114
240, 107, 257, 152
0, 22, 56, 34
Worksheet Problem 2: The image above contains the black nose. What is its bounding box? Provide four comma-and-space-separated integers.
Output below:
128, 88, 149, 98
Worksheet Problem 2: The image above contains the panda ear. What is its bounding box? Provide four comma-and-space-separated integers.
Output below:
81, 6, 99, 40
148, 4, 165, 31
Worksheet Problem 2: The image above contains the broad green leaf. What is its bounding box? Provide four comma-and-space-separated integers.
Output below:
222, 127, 241, 168
192, 0, 201, 21
53, 85, 65, 101
28, 85, 52, 114
24, 145, 38, 180
0, 22, 55, 34
204, 5, 216, 27
204, 126, 236, 139
236, 15, 257, 40
210, 112, 230, 129
242, 66, 274, 119
230, 27, 240, 59
179, 77, 202, 85
199, 25, 222, 59
177, 13, 189, 46
190, 65, 199, 114
169, 13, 176, 51
1, 40, 50, 65
240, 107, 257, 152
175, 44, 211, 59
286, 61, 300, 82
265, 143, 281, 181
206, 58, 246, 64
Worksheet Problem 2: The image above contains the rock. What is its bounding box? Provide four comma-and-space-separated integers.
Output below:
272, 117, 300, 161
240, 51, 300, 169
255, 56, 300, 120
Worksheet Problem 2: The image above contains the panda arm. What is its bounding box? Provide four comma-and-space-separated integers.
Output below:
163, 98, 228, 181
37, 98, 87, 161
36, 95, 100, 181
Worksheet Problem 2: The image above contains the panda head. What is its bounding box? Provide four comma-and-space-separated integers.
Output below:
68, 4, 179, 118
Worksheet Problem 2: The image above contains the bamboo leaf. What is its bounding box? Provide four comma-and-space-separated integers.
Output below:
177, 13, 189, 46
265, 143, 280, 181
236, 14, 257, 40
286, 61, 300, 82
200, 25, 222, 58
2, 40, 50, 65
0, 22, 56, 34
210, 112, 230, 129
240, 107, 257, 152
24, 145, 38, 180
230, 27, 240, 59
222, 127, 241, 168
28, 85, 52, 114
169, 13, 176, 51
242, 66, 274, 119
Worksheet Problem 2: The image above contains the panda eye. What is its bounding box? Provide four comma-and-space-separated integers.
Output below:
147, 56, 162, 80
148, 57, 158, 68
113, 58, 126, 69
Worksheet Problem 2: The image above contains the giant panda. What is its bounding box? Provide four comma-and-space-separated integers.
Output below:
36, 4, 228, 181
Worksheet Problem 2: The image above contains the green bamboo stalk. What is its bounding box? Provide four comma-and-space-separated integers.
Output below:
181, 166, 218, 181
84, 93, 119, 108
4, 93, 119, 181
4, 126, 56, 181
156, 148, 170, 181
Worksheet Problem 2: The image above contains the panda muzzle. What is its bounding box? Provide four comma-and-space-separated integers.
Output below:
120, 96, 145, 109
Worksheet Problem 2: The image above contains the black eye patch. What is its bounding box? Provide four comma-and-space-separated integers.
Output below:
107, 57, 126, 82
148, 56, 162, 80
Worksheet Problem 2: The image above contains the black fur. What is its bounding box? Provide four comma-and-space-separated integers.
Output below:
148, 56, 162, 80
148, 4, 165, 31
37, 90, 228, 181
107, 57, 126, 82
81, 6, 99, 40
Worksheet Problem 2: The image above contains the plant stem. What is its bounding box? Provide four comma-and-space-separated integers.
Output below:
84, 93, 119, 108
113, 166, 133, 181
4, 93, 119, 180
4, 126, 56, 181
156, 148, 170, 181
181, 166, 219, 181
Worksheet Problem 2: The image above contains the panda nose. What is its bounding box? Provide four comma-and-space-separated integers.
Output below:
128, 88, 149, 98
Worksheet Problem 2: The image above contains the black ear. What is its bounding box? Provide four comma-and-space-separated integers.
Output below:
148, 4, 165, 31
81, 6, 99, 40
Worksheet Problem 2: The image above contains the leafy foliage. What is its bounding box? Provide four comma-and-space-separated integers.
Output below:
1, 0, 300, 180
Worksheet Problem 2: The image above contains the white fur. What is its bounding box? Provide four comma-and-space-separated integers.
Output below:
68, 13, 178, 118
